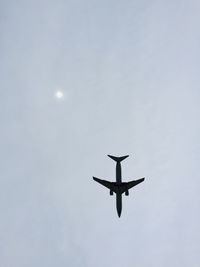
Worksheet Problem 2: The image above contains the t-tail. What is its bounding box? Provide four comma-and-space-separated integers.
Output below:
108, 155, 129, 162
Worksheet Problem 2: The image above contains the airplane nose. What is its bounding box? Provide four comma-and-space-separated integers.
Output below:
117, 208, 122, 217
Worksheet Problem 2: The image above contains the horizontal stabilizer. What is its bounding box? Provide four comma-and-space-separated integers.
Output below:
108, 155, 129, 162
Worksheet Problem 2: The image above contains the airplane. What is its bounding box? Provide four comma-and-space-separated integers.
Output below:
93, 155, 145, 217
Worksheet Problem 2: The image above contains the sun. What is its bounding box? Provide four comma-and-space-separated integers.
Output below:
55, 90, 64, 99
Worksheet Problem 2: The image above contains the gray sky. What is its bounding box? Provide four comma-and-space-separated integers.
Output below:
1, 0, 200, 266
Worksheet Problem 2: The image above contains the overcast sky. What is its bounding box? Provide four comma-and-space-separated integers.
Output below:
1, 0, 200, 266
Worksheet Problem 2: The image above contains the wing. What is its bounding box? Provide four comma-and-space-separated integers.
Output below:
93, 177, 112, 190
127, 178, 145, 189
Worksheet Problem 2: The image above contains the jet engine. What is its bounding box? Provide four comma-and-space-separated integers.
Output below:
110, 190, 114, 195
125, 190, 129, 196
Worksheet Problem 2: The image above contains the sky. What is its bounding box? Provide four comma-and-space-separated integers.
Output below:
1, 0, 200, 266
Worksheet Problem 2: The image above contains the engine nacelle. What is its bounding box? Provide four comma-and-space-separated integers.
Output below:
125, 190, 129, 196
110, 190, 114, 195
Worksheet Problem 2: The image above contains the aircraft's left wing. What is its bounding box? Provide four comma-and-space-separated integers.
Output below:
93, 177, 112, 190
127, 178, 145, 189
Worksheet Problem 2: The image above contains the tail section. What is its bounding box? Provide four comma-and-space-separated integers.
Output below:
108, 155, 129, 162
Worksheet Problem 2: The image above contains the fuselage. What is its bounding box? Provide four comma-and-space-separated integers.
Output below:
116, 162, 122, 217
116, 162, 122, 183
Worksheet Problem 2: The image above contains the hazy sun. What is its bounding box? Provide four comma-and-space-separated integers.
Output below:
55, 90, 64, 99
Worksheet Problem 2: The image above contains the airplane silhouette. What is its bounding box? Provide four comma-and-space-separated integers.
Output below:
93, 155, 145, 217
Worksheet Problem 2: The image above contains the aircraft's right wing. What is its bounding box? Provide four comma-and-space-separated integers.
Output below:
93, 177, 112, 190
127, 178, 145, 189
